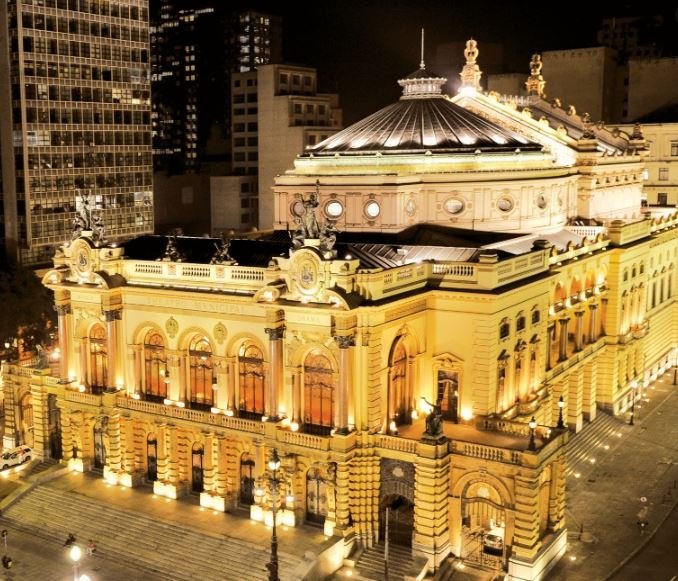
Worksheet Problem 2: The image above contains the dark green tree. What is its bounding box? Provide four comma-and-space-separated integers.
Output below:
0, 261, 56, 359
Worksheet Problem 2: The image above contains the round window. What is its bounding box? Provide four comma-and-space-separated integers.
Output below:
497, 197, 513, 212
536, 194, 547, 209
364, 200, 381, 219
444, 198, 464, 215
290, 200, 304, 217
324, 200, 344, 218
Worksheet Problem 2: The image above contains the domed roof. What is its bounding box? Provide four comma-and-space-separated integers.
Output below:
307, 65, 541, 155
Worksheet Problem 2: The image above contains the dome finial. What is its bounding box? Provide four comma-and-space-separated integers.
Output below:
420, 28, 425, 69
525, 53, 546, 97
459, 38, 482, 94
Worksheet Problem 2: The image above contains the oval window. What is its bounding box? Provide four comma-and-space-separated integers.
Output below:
405, 199, 417, 217
497, 197, 513, 212
325, 200, 344, 218
444, 198, 464, 215
290, 200, 304, 217
536, 194, 547, 209
364, 200, 380, 219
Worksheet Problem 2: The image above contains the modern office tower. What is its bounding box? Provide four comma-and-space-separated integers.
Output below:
0, 0, 153, 266
150, 2, 282, 175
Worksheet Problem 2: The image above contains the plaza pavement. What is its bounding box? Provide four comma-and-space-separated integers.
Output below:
548, 368, 678, 581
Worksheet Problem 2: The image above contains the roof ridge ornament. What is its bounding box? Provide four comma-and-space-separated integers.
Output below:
525, 53, 546, 98
459, 38, 482, 95
420, 28, 425, 70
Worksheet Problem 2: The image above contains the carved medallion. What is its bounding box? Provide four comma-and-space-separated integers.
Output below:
71, 240, 92, 279
165, 316, 179, 339
214, 322, 227, 344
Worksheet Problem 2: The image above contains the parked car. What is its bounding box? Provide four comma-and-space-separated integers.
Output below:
483, 526, 504, 555
0, 445, 31, 470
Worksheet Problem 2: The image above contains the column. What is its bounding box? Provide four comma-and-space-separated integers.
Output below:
600, 297, 608, 336
79, 337, 88, 386
588, 304, 598, 344
131, 344, 142, 393
55, 304, 72, 382
264, 326, 285, 420
558, 318, 569, 362
546, 323, 555, 370
292, 367, 302, 424
333, 334, 354, 434
103, 309, 121, 392
574, 311, 584, 352
413, 445, 451, 569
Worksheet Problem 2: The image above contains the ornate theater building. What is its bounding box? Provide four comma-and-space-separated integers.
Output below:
3, 41, 676, 580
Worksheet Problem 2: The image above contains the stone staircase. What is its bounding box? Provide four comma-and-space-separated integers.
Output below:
337, 542, 423, 580
564, 410, 630, 478
2, 484, 300, 581
432, 556, 497, 581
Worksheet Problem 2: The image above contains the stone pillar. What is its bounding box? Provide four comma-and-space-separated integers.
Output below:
132, 344, 142, 393
225, 356, 236, 412
104, 309, 121, 392
582, 360, 597, 422
413, 442, 451, 571
292, 367, 302, 424
2, 374, 18, 449
558, 318, 569, 362
547, 451, 567, 531
333, 334, 355, 434
510, 471, 542, 562
600, 297, 608, 336
79, 337, 88, 386
574, 311, 584, 352
588, 304, 598, 344
167, 352, 181, 401
28, 383, 48, 461
264, 325, 285, 419
55, 303, 72, 382
546, 323, 555, 370
568, 371, 584, 432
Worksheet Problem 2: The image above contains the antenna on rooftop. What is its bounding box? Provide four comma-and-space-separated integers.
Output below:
420, 28, 425, 69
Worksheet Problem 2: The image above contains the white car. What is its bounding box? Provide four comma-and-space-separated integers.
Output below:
483, 526, 504, 555
0, 445, 31, 470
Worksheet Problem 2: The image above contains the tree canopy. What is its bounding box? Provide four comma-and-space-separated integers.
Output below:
0, 262, 56, 354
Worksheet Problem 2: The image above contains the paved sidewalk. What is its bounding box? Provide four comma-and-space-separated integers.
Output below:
549, 370, 678, 580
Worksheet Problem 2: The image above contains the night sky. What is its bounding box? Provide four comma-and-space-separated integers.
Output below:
189, 0, 678, 124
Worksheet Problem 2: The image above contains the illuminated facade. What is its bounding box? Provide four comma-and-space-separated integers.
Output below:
0, 0, 153, 266
3, 41, 676, 581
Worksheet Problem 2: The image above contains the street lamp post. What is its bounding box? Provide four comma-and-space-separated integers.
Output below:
528, 416, 537, 451
266, 449, 281, 581
69, 544, 82, 581
629, 381, 637, 426
557, 395, 565, 429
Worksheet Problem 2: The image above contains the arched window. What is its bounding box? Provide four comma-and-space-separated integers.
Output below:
516, 312, 526, 332
389, 339, 412, 426
143, 330, 167, 401
303, 351, 334, 435
531, 308, 540, 325
437, 369, 459, 422
188, 335, 213, 410
499, 318, 510, 340
89, 324, 107, 393
238, 343, 265, 418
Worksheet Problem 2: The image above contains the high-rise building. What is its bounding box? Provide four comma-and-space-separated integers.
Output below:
150, 2, 281, 175
0, 0, 154, 266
